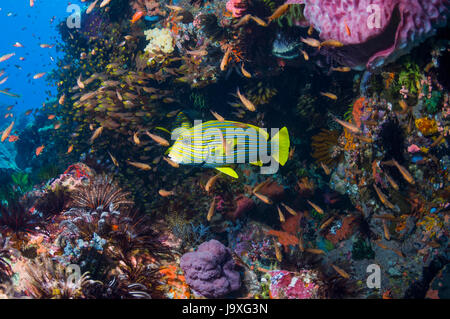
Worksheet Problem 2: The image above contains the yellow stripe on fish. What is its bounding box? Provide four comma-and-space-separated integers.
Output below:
168, 120, 290, 178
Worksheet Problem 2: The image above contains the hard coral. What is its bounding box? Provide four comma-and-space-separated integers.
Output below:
180, 239, 240, 298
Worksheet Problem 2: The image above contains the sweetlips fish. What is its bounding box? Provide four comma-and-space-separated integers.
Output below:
167, 113, 290, 178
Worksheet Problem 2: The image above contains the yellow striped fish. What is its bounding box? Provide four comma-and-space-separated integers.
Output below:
167, 114, 290, 178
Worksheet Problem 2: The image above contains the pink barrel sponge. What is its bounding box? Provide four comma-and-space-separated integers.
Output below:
286, 0, 449, 69
226, 0, 247, 18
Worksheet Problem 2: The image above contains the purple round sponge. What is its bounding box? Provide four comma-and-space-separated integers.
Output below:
180, 239, 241, 298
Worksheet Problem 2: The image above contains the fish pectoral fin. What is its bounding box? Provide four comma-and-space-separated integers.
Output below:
215, 167, 239, 178
250, 160, 263, 166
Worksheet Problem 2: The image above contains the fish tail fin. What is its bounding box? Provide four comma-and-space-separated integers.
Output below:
270, 127, 290, 166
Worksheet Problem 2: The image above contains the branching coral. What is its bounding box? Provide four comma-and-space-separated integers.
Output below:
71, 175, 133, 211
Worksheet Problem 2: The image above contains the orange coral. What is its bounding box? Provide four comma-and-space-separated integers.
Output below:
352, 97, 366, 128
266, 230, 299, 252
384, 72, 395, 89
415, 118, 438, 136
281, 213, 303, 234
159, 265, 191, 299
343, 126, 357, 151
325, 216, 356, 245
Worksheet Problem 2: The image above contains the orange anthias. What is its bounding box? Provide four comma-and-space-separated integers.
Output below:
35, 145, 45, 156
131, 11, 145, 24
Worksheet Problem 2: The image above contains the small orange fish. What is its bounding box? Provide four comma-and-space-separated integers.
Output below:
36, 145, 45, 156
305, 248, 325, 255
111, 224, 119, 231
301, 37, 321, 48
205, 174, 219, 193
67, 145, 74, 154
145, 131, 169, 146
8, 135, 19, 142
131, 11, 145, 24
159, 189, 175, 197
276, 205, 285, 223
33, 72, 46, 79
25, 109, 33, 116
280, 202, 297, 216
344, 22, 351, 36
307, 200, 324, 214
268, 3, 290, 23
1, 121, 14, 142
392, 159, 415, 185
163, 156, 179, 168
274, 243, 283, 262
300, 49, 309, 61
253, 192, 273, 205
13, 42, 24, 48
0, 53, 15, 63
207, 197, 216, 221
320, 39, 344, 49
331, 264, 350, 279
40, 44, 54, 49
320, 92, 338, 100
220, 47, 232, 71
48, 114, 56, 120
240, 64, 252, 78
373, 184, 395, 210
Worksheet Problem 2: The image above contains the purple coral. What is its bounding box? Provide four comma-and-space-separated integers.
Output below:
180, 239, 241, 298
287, 0, 449, 69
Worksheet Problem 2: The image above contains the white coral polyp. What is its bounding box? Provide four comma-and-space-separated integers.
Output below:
144, 28, 175, 56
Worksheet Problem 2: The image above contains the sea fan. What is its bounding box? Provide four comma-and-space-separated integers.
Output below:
23, 256, 92, 299
71, 175, 133, 210
0, 201, 44, 237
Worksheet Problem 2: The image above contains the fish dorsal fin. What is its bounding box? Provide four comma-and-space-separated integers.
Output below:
171, 126, 190, 140
231, 122, 269, 140
172, 111, 192, 139
215, 167, 239, 178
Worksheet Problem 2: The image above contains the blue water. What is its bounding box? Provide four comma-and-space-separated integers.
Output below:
0, 0, 83, 118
